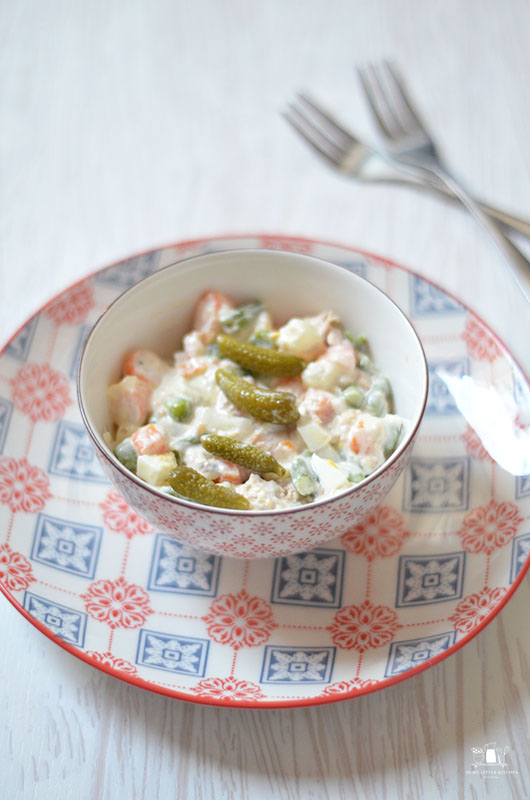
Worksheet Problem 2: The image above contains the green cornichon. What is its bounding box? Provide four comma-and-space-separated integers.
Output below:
168, 466, 251, 510
114, 438, 138, 472
215, 368, 300, 425
291, 457, 317, 496
166, 395, 192, 421
201, 434, 286, 477
220, 301, 263, 335
216, 334, 304, 377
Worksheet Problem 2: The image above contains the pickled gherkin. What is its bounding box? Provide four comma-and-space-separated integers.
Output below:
201, 434, 286, 477
216, 334, 304, 377
168, 466, 251, 509
215, 368, 300, 425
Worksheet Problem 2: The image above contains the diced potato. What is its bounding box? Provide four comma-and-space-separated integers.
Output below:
136, 452, 178, 486
277, 318, 322, 357
310, 454, 350, 493
301, 360, 341, 391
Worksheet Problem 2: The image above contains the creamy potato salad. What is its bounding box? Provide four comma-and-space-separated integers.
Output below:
107, 291, 408, 510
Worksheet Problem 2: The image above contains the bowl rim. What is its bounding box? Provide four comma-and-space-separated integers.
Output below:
77, 247, 429, 517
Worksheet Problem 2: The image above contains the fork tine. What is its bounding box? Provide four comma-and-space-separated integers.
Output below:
296, 93, 359, 150
283, 104, 344, 167
381, 61, 427, 133
356, 65, 401, 139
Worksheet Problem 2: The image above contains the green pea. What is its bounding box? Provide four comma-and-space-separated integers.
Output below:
366, 389, 387, 417
358, 353, 376, 374
371, 375, 391, 398
343, 385, 366, 409
114, 438, 138, 473
166, 395, 192, 421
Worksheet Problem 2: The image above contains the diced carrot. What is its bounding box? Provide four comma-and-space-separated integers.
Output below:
350, 436, 360, 454
302, 389, 334, 424
192, 290, 235, 344
108, 376, 151, 428
280, 440, 296, 450
213, 460, 244, 485
123, 349, 168, 386
179, 358, 207, 378
131, 424, 168, 455
358, 420, 365, 429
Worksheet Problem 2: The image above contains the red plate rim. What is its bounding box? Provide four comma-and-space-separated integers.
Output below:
1, 231, 529, 709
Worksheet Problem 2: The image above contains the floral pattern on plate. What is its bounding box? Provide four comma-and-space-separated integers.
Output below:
0, 234, 529, 708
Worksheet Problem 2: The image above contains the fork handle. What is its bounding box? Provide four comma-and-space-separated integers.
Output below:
414, 162, 530, 305
365, 156, 530, 238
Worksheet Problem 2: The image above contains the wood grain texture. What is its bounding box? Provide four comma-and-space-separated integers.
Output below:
1, 1, 530, 798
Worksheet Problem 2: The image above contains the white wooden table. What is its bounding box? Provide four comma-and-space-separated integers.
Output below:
2, 1, 530, 797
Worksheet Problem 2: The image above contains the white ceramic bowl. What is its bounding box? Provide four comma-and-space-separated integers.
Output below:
78, 249, 428, 558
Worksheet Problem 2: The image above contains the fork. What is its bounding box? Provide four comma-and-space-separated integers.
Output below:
357, 61, 530, 304
284, 94, 530, 239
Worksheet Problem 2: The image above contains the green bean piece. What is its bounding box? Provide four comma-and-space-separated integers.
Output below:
345, 333, 370, 353
114, 438, 138, 473
347, 470, 365, 484
215, 368, 300, 425
216, 334, 304, 377
166, 395, 192, 421
220, 301, 263, 335
366, 389, 387, 417
291, 457, 317, 496
249, 329, 276, 349
168, 465, 251, 509
383, 423, 403, 458
342, 385, 366, 409
201, 433, 286, 477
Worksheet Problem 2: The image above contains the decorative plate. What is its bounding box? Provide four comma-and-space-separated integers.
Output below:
1, 234, 529, 709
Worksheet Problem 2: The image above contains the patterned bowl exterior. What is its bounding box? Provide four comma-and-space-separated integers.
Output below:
0, 234, 529, 709
94, 434, 417, 559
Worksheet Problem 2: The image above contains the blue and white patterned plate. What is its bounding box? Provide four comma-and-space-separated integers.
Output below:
1, 234, 529, 708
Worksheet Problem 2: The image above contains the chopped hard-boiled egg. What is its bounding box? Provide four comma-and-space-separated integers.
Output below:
297, 420, 332, 451
310, 453, 350, 493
